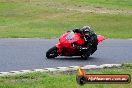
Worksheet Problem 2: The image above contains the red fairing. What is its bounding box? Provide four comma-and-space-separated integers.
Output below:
56, 32, 85, 49
56, 32, 69, 49
46, 30, 106, 59
97, 35, 106, 43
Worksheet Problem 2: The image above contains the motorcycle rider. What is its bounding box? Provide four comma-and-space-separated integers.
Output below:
72, 26, 98, 55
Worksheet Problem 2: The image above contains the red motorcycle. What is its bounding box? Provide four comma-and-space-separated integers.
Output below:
46, 31, 106, 59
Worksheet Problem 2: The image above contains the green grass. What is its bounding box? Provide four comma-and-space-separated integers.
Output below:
0, 68, 132, 88
122, 63, 132, 67
56, 0, 132, 9
0, 0, 132, 38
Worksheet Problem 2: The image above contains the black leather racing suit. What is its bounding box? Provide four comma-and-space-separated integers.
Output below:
72, 28, 98, 55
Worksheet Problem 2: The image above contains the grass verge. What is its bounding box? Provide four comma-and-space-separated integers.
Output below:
0, 0, 132, 38
122, 63, 132, 67
0, 67, 132, 88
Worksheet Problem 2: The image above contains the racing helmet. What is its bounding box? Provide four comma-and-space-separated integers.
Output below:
82, 26, 91, 36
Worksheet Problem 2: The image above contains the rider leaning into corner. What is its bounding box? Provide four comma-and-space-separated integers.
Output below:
46, 25, 101, 59
71, 26, 98, 55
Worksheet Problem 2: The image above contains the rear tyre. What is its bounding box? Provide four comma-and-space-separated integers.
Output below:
46, 46, 58, 59
81, 50, 91, 60
81, 53, 90, 60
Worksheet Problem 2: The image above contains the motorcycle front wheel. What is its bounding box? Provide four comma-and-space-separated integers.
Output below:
46, 46, 58, 59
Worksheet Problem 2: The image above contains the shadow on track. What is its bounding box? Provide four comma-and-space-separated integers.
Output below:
46, 56, 97, 61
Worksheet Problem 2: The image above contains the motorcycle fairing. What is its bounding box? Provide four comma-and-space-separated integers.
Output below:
56, 31, 85, 55
56, 31, 85, 49
97, 35, 106, 43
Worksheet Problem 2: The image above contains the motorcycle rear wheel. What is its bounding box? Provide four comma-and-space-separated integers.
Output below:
81, 54, 90, 60
81, 50, 91, 60
46, 46, 58, 59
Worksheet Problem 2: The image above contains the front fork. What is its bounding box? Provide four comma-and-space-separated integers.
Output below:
56, 43, 63, 56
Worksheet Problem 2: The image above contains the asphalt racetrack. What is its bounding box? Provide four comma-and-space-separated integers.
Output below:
0, 38, 132, 72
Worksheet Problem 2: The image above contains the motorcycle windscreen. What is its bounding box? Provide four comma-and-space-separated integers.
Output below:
59, 32, 74, 48
65, 32, 85, 46
59, 32, 85, 48
97, 35, 106, 43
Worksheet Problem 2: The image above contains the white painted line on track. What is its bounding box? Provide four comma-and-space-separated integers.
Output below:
0, 64, 122, 76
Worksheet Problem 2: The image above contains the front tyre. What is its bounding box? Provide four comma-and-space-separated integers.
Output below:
46, 46, 58, 59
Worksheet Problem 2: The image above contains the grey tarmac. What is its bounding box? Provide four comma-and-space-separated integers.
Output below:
0, 38, 132, 72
